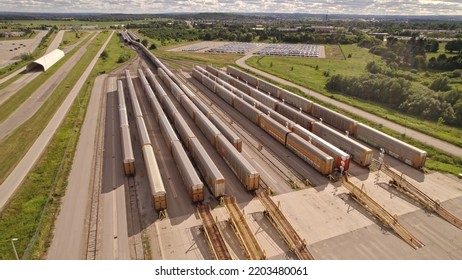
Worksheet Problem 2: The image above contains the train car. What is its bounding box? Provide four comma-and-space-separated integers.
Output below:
354, 123, 427, 169
191, 97, 213, 118
292, 124, 350, 171
142, 145, 167, 211
117, 80, 129, 127
249, 87, 278, 110
217, 71, 232, 85
170, 81, 184, 103
126, 30, 140, 42
158, 114, 179, 152
195, 111, 221, 147
205, 65, 219, 77
202, 75, 217, 93
232, 96, 261, 125
215, 84, 235, 106
209, 113, 243, 152
145, 68, 167, 99
259, 113, 291, 146
216, 135, 259, 191
256, 104, 295, 130
117, 80, 135, 176
180, 94, 197, 121
125, 70, 143, 118
135, 116, 151, 147
227, 66, 258, 87
178, 82, 196, 100
157, 68, 172, 91
311, 122, 373, 167
256, 79, 281, 98
275, 102, 316, 130
226, 65, 242, 80
189, 138, 225, 197
192, 68, 204, 83
160, 94, 178, 120
172, 111, 195, 149
138, 69, 162, 121
146, 86, 165, 122
286, 133, 334, 175
171, 140, 204, 202
311, 103, 357, 135
120, 125, 135, 176
277, 88, 313, 113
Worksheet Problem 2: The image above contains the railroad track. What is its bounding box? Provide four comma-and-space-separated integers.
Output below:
223, 196, 266, 260
85, 74, 108, 260
125, 176, 145, 259
379, 162, 462, 230
175, 70, 308, 189
341, 176, 425, 249
197, 204, 232, 260
256, 190, 315, 260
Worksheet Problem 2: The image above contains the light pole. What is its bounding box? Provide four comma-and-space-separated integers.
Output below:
11, 238, 19, 260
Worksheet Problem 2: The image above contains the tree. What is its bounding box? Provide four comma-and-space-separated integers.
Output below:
425, 39, 439, 53
445, 39, 462, 53
100, 50, 108, 60
149, 43, 157, 50
429, 77, 451, 92
141, 38, 148, 47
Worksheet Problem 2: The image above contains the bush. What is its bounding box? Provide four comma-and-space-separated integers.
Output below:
100, 50, 108, 60
117, 53, 131, 63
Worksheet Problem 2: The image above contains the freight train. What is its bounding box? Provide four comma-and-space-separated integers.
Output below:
193, 68, 335, 176
128, 38, 260, 192
225, 66, 426, 169
137, 69, 206, 201
117, 80, 136, 176
145, 67, 259, 192
125, 70, 167, 211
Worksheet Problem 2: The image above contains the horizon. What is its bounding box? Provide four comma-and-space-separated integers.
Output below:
1, 0, 462, 17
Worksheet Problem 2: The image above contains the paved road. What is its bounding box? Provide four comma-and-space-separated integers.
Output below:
0, 32, 99, 141
0, 31, 114, 211
0, 30, 65, 105
235, 55, 462, 158
47, 75, 107, 259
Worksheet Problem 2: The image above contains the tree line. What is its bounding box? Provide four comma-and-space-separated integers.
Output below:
326, 61, 462, 125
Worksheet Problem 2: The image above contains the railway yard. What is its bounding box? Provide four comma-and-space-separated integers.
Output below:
2, 30, 462, 260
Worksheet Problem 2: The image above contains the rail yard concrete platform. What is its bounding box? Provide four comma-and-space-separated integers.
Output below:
149, 169, 462, 260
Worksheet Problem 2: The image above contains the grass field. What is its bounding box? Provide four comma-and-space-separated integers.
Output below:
154, 49, 241, 68
0, 31, 131, 260
247, 44, 375, 94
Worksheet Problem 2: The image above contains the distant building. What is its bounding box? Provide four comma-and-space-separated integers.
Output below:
311, 26, 345, 33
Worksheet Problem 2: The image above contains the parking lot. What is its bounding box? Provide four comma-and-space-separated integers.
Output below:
0, 30, 48, 68
169, 41, 325, 58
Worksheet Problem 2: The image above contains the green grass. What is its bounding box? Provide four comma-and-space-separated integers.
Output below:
0, 32, 109, 186
0, 48, 77, 123
0, 31, 129, 260
153, 49, 241, 68
247, 44, 375, 94
60, 30, 89, 48
0, 30, 58, 79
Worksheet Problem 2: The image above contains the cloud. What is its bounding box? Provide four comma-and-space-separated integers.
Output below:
0, 0, 461, 15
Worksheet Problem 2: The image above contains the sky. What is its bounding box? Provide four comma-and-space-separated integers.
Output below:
1, 0, 462, 16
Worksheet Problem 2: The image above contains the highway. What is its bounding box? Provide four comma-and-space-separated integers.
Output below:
235, 55, 462, 158
0, 31, 114, 211
0, 32, 99, 141
0, 30, 65, 105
